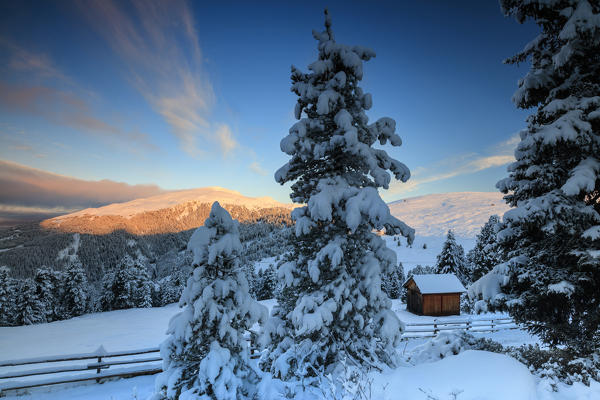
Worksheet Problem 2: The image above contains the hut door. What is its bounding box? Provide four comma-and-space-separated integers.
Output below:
408, 289, 422, 314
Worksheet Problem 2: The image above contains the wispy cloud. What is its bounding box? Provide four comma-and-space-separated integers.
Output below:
81, 0, 238, 158
249, 161, 268, 176
390, 134, 519, 196
0, 81, 157, 152
0, 36, 157, 154
0, 37, 70, 83
1, 131, 45, 158
0, 159, 165, 210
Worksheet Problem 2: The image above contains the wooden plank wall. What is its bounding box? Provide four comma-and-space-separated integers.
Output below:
422, 293, 460, 316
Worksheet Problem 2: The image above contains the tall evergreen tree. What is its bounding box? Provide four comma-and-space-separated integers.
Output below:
255, 265, 277, 301
471, 0, 600, 354
154, 202, 267, 400
33, 266, 55, 323
48, 269, 65, 321
466, 215, 504, 282
101, 260, 131, 310
382, 262, 405, 300
261, 10, 414, 382
158, 268, 188, 306
101, 255, 151, 310
0, 266, 16, 326
130, 260, 152, 308
435, 230, 468, 284
15, 279, 45, 326
62, 261, 88, 318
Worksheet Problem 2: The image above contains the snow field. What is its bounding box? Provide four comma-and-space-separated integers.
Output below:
1, 301, 599, 399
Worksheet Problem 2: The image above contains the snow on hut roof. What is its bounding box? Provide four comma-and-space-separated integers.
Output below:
404, 274, 466, 294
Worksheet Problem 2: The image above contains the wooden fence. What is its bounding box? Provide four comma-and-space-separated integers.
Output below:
0, 346, 162, 395
401, 317, 517, 339
0, 332, 260, 395
1, 321, 516, 394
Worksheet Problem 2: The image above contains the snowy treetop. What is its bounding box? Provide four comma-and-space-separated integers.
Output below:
187, 201, 242, 267
274, 8, 414, 242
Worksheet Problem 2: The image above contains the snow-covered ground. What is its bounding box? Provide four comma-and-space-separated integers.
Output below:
388, 192, 510, 238
2, 301, 598, 399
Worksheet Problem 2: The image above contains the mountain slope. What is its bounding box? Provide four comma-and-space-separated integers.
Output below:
41, 187, 293, 234
40, 189, 509, 237
388, 192, 510, 238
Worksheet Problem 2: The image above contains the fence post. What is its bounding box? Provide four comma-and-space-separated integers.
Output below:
466, 320, 471, 331
95, 355, 102, 383
491, 319, 495, 332
433, 319, 438, 335
95, 345, 107, 383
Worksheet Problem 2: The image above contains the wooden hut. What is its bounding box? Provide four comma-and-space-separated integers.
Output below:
403, 274, 466, 316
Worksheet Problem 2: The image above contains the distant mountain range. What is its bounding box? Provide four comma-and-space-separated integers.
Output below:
0, 189, 509, 279
39, 187, 510, 238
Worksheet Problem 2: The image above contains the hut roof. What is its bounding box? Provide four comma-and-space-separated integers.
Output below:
403, 274, 466, 294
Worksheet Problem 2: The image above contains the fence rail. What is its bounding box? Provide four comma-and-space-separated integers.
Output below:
0, 333, 261, 395
401, 317, 517, 339
0, 346, 162, 395
1, 319, 515, 394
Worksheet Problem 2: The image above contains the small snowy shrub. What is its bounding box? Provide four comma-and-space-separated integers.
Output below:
408, 332, 470, 364
461, 334, 600, 388
506, 345, 600, 389
317, 357, 375, 400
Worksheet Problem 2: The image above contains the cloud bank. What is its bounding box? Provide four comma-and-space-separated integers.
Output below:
0, 160, 165, 211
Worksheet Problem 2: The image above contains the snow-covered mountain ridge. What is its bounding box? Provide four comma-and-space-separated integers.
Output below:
389, 191, 510, 238
40, 189, 509, 237
41, 187, 294, 234
51, 187, 291, 219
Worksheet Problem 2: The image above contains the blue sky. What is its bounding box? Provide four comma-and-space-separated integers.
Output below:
0, 0, 538, 212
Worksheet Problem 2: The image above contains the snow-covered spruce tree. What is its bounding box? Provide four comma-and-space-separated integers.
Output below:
158, 269, 188, 306
470, 0, 600, 354
15, 279, 45, 326
466, 215, 504, 282
33, 266, 56, 323
382, 262, 405, 300
101, 255, 151, 310
407, 265, 435, 277
62, 261, 88, 319
130, 260, 152, 308
0, 266, 16, 326
154, 202, 267, 400
261, 10, 414, 382
255, 265, 277, 301
101, 260, 132, 311
435, 230, 468, 285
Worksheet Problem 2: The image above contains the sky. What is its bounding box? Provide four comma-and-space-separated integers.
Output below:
0, 0, 539, 219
